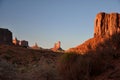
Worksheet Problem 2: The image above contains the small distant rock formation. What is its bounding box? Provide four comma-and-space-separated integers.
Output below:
31, 43, 42, 50
13, 37, 29, 48
51, 41, 64, 52
19, 40, 29, 48
67, 12, 120, 54
13, 37, 19, 46
0, 28, 13, 45
94, 12, 120, 38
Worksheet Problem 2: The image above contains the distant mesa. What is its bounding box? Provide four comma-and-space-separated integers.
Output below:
31, 43, 42, 50
13, 37, 29, 48
67, 12, 120, 54
51, 41, 64, 52
0, 28, 13, 45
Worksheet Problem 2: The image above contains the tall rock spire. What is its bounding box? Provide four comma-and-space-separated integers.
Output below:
51, 41, 64, 52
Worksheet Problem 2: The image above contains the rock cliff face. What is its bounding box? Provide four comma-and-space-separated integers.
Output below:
0, 28, 13, 45
67, 12, 120, 54
94, 12, 120, 37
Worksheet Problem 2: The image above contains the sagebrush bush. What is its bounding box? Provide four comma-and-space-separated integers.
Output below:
58, 53, 90, 80
58, 51, 112, 80
0, 60, 17, 80
88, 53, 107, 76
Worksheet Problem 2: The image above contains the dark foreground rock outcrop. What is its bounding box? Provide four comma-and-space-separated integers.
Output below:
0, 28, 13, 45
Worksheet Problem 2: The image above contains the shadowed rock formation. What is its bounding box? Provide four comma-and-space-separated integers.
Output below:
0, 28, 13, 45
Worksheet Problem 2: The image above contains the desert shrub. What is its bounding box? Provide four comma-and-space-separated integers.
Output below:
58, 53, 90, 80
31, 63, 58, 80
58, 51, 112, 80
109, 34, 120, 58
88, 53, 107, 76
3, 54, 12, 60
0, 60, 17, 80
6, 49, 15, 54
110, 33, 120, 48
12, 58, 23, 65
59, 52, 78, 63
86, 49, 114, 76
2, 49, 14, 60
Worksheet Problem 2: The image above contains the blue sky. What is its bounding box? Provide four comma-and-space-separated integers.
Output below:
0, 0, 120, 50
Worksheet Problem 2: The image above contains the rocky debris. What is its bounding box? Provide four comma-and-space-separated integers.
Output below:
0, 60, 17, 80
51, 41, 64, 52
94, 12, 120, 37
0, 28, 13, 45
67, 12, 120, 54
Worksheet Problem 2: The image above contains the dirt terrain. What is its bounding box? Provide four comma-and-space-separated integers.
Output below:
0, 45, 62, 80
0, 44, 120, 80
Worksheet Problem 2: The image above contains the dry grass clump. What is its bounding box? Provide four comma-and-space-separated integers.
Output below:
0, 60, 17, 80
58, 49, 116, 80
58, 33, 120, 80
58, 53, 90, 80
57, 54, 86, 80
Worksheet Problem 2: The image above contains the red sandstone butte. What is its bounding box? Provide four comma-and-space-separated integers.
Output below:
67, 12, 120, 54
